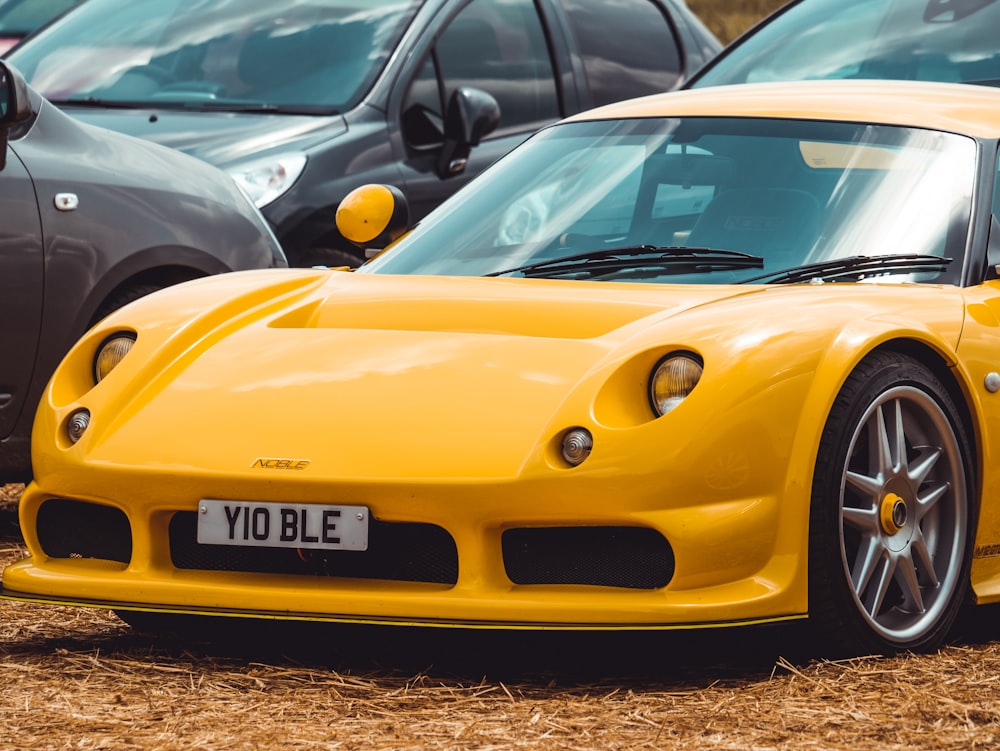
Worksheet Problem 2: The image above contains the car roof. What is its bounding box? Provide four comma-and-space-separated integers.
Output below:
567, 79, 1000, 139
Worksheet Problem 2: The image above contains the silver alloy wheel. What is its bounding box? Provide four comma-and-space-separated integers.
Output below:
838, 385, 967, 644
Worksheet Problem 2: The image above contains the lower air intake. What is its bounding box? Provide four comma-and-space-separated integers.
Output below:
36, 498, 132, 563
169, 512, 458, 585
502, 526, 673, 589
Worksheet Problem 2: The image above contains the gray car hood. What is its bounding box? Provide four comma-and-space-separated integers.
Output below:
56, 106, 348, 167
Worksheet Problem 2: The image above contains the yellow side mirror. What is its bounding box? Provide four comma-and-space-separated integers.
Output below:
336, 184, 410, 253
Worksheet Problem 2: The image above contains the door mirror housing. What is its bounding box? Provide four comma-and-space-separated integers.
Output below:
436, 86, 500, 179
337, 183, 411, 257
0, 61, 33, 171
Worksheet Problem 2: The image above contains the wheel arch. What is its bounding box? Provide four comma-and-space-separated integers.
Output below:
791, 332, 980, 506
85, 265, 206, 328
75, 246, 232, 336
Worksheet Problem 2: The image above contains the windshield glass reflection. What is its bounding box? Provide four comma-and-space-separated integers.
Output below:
7, 0, 421, 112
693, 0, 1000, 88
362, 117, 975, 285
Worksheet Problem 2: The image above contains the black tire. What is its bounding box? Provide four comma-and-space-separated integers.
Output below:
808, 350, 974, 657
90, 283, 164, 327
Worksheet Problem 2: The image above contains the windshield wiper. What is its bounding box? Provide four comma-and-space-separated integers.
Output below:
53, 98, 338, 115
484, 245, 764, 279
738, 254, 953, 284
51, 98, 160, 109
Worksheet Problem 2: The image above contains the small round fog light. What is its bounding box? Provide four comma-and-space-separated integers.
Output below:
560, 427, 593, 466
66, 409, 91, 444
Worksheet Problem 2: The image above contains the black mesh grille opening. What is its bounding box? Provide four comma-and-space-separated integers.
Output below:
169, 512, 458, 585
36, 498, 132, 564
502, 526, 673, 589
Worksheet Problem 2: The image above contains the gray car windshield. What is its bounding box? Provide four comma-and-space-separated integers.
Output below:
6, 0, 421, 112
692, 0, 1000, 88
361, 117, 975, 285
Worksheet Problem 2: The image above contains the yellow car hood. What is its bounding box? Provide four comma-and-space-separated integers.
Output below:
60, 270, 961, 481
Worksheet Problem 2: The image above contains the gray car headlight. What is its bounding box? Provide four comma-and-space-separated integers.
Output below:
229, 153, 307, 208
649, 352, 703, 416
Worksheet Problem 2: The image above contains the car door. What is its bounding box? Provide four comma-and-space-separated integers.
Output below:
0, 142, 43, 439
395, 0, 566, 221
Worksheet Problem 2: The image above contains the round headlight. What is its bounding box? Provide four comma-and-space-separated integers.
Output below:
93, 332, 136, 384
649, 353, 703, 416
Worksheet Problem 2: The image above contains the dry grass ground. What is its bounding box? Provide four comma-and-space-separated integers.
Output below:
687, 0, 788, 43
5, 479, 1000, 750
6, 3, 1000, 749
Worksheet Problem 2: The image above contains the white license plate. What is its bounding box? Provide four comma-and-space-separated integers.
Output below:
197, 499, 369, 550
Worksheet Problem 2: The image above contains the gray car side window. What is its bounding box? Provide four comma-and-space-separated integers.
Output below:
402, 0, 558, 148
557, 0, 682, 106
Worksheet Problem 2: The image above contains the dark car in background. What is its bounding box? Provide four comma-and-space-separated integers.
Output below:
0, 0, 80, 54
687, 0, 1000, 89
5, 0, 721, 268
0, 61, 287, 482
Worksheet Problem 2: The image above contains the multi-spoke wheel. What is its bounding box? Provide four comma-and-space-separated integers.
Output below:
809, 351, 974, 656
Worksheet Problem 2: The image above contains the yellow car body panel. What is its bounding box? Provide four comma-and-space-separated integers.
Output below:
572, 80, 1000, 138
6, 267, 989, 627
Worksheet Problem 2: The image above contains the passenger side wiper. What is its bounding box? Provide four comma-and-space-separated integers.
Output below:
738, 254, 953, 284
484, 245, 765, 279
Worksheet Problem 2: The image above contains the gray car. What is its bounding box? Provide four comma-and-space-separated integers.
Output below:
0, 61, 287, 482
5, 0, 721, 269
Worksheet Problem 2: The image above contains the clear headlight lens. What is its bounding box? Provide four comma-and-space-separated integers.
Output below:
93, 332, 136, 384
649, 353, 703, 416
560, 427, 593, 466
228, 153, 307, 208
66, 409, 90, 444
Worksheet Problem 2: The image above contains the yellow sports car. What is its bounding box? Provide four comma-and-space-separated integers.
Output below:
8, 79, 1000, 658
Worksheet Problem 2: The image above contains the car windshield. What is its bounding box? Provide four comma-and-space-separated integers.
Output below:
361, 117, 975, 285
6, 0, 422, 112
692, 0, 1000, 88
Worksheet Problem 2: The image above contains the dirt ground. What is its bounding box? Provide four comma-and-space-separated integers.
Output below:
3, 483, 1000, 750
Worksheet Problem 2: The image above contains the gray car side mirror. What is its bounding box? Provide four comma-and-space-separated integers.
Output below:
0, 61, 33, 171
436, 86, 500, 179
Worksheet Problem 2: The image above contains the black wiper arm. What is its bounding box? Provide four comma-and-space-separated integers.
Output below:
53, 98, 338, 115
484, 245, 764, 279
52, 97, 161, 109
739, 254, 953, 284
